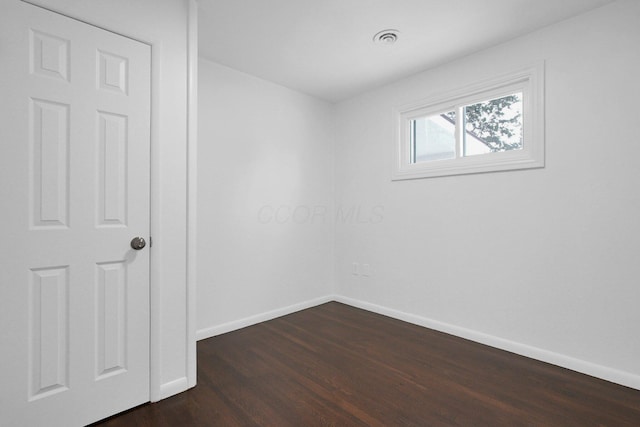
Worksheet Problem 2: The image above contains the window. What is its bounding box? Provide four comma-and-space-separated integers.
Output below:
393, 63, 544, 180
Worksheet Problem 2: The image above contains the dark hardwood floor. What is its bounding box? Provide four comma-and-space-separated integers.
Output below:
94, 302, 640, 426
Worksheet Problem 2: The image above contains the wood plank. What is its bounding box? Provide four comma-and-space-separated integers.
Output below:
93, 302, 640, 426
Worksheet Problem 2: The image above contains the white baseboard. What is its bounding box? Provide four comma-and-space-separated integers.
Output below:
333, 295, 640, 391
155, 376, 190, 402
196, 295, 334, 341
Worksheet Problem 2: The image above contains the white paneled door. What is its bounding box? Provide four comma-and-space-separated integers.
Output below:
0, 2, 151, 426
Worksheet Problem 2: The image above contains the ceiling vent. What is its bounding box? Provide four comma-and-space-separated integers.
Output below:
373, 29, 399, 45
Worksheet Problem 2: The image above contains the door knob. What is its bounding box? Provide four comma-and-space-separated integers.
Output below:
130, 237, 146, 250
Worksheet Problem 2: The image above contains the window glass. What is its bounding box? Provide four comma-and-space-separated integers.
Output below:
463, 92, 523, 156
411, 111, 456, 163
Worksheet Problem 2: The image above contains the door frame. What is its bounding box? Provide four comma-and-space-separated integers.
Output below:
19, 0, 198, 403
186, 0, 198, 393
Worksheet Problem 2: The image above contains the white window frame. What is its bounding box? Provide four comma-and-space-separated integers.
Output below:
392, 62, 544, 180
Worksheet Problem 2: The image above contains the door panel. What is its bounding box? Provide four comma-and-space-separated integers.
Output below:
0, 2, 151, 426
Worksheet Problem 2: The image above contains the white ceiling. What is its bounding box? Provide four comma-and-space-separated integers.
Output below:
198, 0, 615, 102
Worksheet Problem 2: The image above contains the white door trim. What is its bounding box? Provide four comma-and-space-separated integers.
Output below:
19, 0, 198, 403
186, 0, 199, 390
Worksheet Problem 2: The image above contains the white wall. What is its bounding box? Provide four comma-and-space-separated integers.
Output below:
197, 59, 334, 337
333, 0, 640, 388
24, 0, 193, 400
